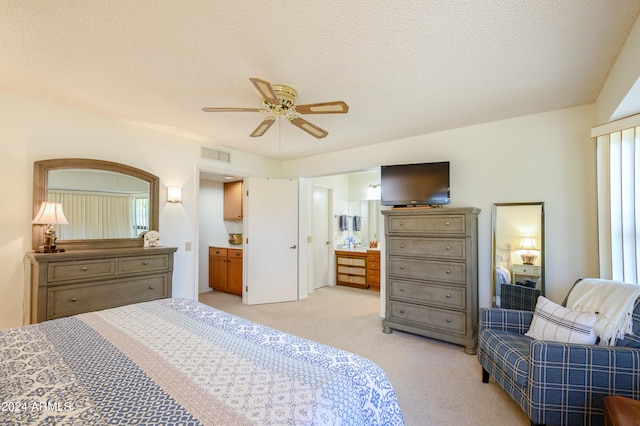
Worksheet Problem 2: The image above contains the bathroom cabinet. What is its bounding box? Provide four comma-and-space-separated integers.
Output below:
335, 249, 380, 289
209, 246, 243, 295
224, 181, 243, 221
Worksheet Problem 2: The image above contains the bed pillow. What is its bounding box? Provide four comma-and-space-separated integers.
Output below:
525, 296, 597, 344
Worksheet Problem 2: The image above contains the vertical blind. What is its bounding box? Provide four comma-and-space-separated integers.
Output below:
593, 114, 640, 283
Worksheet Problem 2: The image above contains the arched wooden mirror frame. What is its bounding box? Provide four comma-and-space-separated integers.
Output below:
32, 158, 159, 251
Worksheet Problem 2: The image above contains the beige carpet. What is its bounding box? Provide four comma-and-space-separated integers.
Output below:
199, 285, 529, 426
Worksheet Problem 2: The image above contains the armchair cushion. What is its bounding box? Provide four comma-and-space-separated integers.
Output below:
525, 296, 597, 344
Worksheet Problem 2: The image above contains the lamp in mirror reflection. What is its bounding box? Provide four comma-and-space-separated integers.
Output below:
167, 186, 182, 203
519, 236, 538, 265
32, 202, 68, 253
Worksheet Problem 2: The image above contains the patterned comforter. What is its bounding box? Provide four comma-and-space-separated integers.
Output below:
0, 298, 404, 425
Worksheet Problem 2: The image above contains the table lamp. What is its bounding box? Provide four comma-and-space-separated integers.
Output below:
519, 236, 538, 265
32, 202, 68, 253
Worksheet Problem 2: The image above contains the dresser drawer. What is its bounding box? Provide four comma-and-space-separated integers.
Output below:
337, 265, 366, 276
389, 280, 465, 309
388, 237, 466, 260
209, 247, 228, 257
48, 259, 117, 283
389, 301, 466, 334
48, 275, 168, 319
388, 215, 466, 234
388, 257, 465, 284
367, 270, 380, 284
337, 256, 366, 267
228, 249, 243, 259
337, 274, 366, 285
118, 254, 170, 274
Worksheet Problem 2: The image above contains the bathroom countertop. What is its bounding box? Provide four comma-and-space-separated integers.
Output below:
210, 243, 243, 249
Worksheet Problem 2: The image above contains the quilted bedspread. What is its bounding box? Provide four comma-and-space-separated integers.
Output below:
0, 298, 404, 425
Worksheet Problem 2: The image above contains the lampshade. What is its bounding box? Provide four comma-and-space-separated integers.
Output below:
519, 237, 537, 251
32, 202, 68, 225
167, 186, 182, 203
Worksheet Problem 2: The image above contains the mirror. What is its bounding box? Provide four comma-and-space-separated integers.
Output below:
491, 202, 545, 310
33, 159, 159, 250
346, 199, 381, 249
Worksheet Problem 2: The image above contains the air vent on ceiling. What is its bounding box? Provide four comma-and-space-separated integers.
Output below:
201, 146, 231, 163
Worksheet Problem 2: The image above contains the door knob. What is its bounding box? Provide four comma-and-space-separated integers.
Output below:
290, 244, 297, 249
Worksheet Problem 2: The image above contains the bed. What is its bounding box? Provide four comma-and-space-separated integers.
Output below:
494, 244, 513, 304
0, 298, 404, 425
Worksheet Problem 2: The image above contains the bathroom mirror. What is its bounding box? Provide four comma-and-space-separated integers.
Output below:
33, 159, 159, 250
491, 202, 545, 309
347, 199, 381, 249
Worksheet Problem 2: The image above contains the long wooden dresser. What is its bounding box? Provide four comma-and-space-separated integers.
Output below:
26, 246, 177, 323
382, 207, 480, 354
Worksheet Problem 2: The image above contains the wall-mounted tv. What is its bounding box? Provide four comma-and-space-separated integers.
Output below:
381, 161, 450, 207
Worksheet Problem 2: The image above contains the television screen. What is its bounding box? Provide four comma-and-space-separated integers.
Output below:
381, 162, 450, 207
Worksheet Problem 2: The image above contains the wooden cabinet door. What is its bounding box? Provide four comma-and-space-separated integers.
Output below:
227, 256, 243, 295
209, 248, 228, 291
224, 181, 243, 221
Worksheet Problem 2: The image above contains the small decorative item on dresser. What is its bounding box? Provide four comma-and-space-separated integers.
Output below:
144, 230, 160, 247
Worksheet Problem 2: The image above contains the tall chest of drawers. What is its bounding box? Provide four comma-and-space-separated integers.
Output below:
26, 246, 177, 323
382, 207, 480, 354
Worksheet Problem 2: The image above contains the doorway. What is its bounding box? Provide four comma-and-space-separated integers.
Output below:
312, 185, 332, 290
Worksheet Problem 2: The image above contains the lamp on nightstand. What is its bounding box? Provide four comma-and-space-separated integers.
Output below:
32, 202, 68, 253
519, 237, 538, 265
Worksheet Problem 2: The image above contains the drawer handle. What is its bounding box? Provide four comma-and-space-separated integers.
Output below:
69, 297, 77, 302
399, 287, 405, 292
445, 270, 451, 274
399, 244, 404, 248
81, 266, 88, 272
399, 309, 405, 314
446, 293, 451, 298
446, 318, 451, 323
399, 221, 404, 226
445, 221, 450, 226
399, 265, 405, 270
148, 285, 155, 289
143, 261, 149, 265
445, 245, 451, 250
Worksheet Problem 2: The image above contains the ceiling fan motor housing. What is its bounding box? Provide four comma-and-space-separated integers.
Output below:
271, 85, 297, 108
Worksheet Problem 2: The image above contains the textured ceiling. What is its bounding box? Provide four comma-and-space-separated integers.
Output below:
1, 1, 639, 160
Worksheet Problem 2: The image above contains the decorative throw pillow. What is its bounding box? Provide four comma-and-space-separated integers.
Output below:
525, 296, 597, 344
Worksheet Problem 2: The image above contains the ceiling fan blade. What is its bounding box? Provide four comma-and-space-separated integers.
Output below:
290, 117, 329, 139
250, 117, 276, 137
201, 107, 263, 112
296, 101, 349, 114
249, 78, 281, 106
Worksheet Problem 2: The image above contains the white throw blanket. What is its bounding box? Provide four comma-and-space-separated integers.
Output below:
566, 278, 640, 346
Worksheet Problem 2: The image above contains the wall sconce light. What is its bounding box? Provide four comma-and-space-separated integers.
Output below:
32, 201, 68, 253
519, 237, 538, 265
167, 186, 182, 203
367, 183, 381, 200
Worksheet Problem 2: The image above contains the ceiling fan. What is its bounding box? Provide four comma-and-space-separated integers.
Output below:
202, 78, 349, 139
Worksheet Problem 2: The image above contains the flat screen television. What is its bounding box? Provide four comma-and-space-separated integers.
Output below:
380, 161, 450, 207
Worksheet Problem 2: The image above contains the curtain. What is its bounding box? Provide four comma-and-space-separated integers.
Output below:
49, 191, 140, 239
593, 114, 640, 283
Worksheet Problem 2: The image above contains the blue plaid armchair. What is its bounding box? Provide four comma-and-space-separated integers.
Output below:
478, 297, 640, 425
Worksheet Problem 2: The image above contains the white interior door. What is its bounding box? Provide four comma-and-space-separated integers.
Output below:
312, 185, 331, 289
244, 177, 298, 305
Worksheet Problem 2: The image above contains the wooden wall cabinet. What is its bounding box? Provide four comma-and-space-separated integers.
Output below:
382, 207, 480, 354
209, 246, 243, 295
26, 246, 177, 323
224, 181, 243, 221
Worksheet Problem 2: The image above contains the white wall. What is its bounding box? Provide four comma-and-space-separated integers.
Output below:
0, 91, 281, 329
285, 105, 599, 307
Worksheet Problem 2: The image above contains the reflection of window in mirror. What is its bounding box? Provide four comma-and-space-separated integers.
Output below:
492, 202, 545, 309
48, 169, 151, 240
